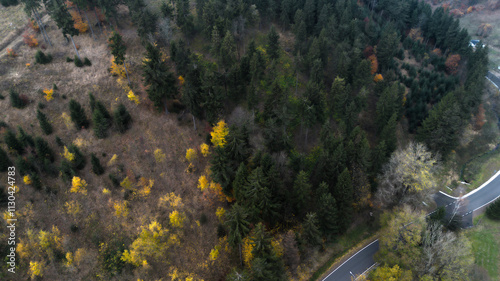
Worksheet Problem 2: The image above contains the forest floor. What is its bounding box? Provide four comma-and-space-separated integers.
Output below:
0, 3, 233, 280
466, 215, 500, 280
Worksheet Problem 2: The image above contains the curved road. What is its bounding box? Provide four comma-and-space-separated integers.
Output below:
323, 169, 500, 281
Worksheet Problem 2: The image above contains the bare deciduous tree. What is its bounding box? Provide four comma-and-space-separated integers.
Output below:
376, 142, 439, 208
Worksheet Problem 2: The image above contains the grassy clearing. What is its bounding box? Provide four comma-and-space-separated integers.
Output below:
466, 215, 500, 280
458, 1, 500, 69
0, 4, 27, 42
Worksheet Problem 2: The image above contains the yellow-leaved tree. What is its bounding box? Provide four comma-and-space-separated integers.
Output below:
154, 149, 166, 163
70, 177, 87, 195
198, 175, 209, 191
29, 261, 44, 279
121, 221, 171, 266
185, 148, 197, 163
370, 264, 413, 281
211, 120, 229, 147
43, 88, 54, 101
200, 143, 210, 157
169, 210, 186, 228
128, 90, 140, 104
24, 175, 32, 185
63, 146, 75, 162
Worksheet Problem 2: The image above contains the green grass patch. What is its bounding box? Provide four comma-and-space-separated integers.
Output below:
466, 215, 500, 280
309, 224, 374, 281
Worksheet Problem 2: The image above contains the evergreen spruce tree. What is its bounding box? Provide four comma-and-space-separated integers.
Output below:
69, 99, 89, 129
292, 171, 312, 217
108, 31, 130, 84
220, 30, 236, 70
113, 103, 132, 133
267, 25, 280, 60
16, 156, 33, 176
335, 168, 354, 232
92, 105, 110, 139
317, 192, 339, 237
10, 89, 26, 109
91, 153, 104, 175
35, 137, 54, 163
37, 109, 53, 135
30, 172, 42, 190
244, 167, 280, 223
210, 146, 233, 195
302, 212, 322, 246
89, 92, 96, 112
68, 144, 86, 170
233, 162, 249, 202
17, 126, 34, 148
225, 203, 250, 265
142, 43, 177, 111
50, 0, 81, 59
4, 129, 24, 154
0, 147, 12, 171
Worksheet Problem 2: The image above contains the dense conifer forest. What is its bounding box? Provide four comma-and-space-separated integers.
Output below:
0, 0, 490, 279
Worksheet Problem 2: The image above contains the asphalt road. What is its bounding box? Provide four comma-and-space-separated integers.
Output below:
323, 169, 500, 280
322, 240, 379, 281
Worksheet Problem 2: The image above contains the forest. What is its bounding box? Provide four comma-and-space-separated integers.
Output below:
0, 0, 490, 280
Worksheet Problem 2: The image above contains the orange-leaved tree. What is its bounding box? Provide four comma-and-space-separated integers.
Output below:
445, 54, 461, 75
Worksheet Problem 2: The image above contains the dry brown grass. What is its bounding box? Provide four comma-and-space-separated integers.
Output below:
0, 7, 229, 280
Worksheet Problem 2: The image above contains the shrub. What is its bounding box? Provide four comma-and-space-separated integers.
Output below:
66, 57, 73, 62
55, 136, 64, 147
91, 153, 104, 175
7, 48, 17, 57
35, 50, 53, 64
83, 57, 92, 66
74, 56, 84, 67
37, 102, 45, 109
486, 199, 500, 220
22, 32, 38, 47
10, 89, 27, 108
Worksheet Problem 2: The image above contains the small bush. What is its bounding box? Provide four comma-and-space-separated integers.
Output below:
22, 32, 38, 47
217, 224, 226, 238
66, 57, 73, 62
55, 136, 64, 147
200, 213, 208, 224
52, 83, 58, 90
83, 57, 92, 66
0, 94, 4, 100
37, 102, 45, 109
10, 89, 27, 108
109, 173, 120, 187
74, 56, 84, 67
35, 50, 53, 64
486, 199, 500, 220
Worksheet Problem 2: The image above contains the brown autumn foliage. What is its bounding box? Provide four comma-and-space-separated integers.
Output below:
363, 45, 374, 58
374, 73, 383, 82
431, 48, 442, 56
476, 23, 493, 37
369, 54, 378, 74
70, 10, 88, 33
408, 28, 424, 43
473, 103, 486, 131
22, 31, 38, 47
445, 54, 461, 75
450, 8, 464, 17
